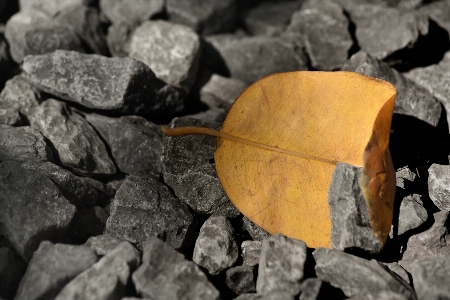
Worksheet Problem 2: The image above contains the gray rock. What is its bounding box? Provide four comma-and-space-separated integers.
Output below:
100, 0, 164, 25
129, 20, 201, 92
106, 19, 138, 57
399, 211, 450, 272
235, 290, 295, 300
0, 126, 54, 164
166, 0, 237, 35
85, 113, 163, 175
162, 117, 240, 217
0, 161, 76, 261
242, 216, 270, 241
15, 241, 98, 300
28, 99, 116, 175
132, 236, 220, 300
105, 169, 197, 252
67, 206, 109, 243
299, 278, 322, 300
0, 107, 21, 126
205, 34, 307, 84
55, 241, 140, 300
200, 73, 248, 110
22, 50, 186, 116
342, 51, 442, 127
383, 262, 410, 285
411, 256, 450, 300
396, 166, 416, 189
0, 74, 41, 118
0, 246, 26, 300
256, 234, 307, 296
241, 240, 262, 267
328, 163, 382, 254
286, 0, 353, 70
184, 107, 227, 124
313, 248, 416, 299
193, 215, 238, 275
225, 266, 256, 294
84, 234, 125, 256
19, 0, 88, 17
348, 291, 410, 300
419, 0, 450, 34
429, 163, 450, 211
397, 194, 428, 236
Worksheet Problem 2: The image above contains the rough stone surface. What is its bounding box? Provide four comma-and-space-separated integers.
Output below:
28, 99, 116, 175
256, 234, 307, 296
242, 216, 270, 241
0, 126, 54, 164
0, 161, 76, 261
100, 0, 164, 25
193, 215, 239, 275
0, 246, 26, 300
55, 241, 140, 300
342, 51, 442, 127
428, 163, 450, 211
383, 262, 410, 285
396, 166, 416, 189
162, 117, 240, 217
328, 163, 382, 254
0, 74, 41, 118
200, 73, 247, 110
235, 290, 295, 300
105, 169, 197, 252
419, 0, 450, 34
313, 248, 416, 299
185, 107, 227, 124
286, 0, 353, 70
397, 194, 428, 236
67, 206, 109, 243
23, 50, 185, 116
132, 237, 221, 300
399, 211, 450, 272
411, 256, 450, 300
84, 234, 126, 256
348, 291, 410, 300
299, 278, 322, 300
129, 20, 201, 92
225, 266, 256, 294
167, 0, 237, 35
0, 107, 21, 125
85, 113, 163, 175
19, 0, 88, 17
106, 19, 138, 57
15, 241, 98, 300
241, 240, 262, 267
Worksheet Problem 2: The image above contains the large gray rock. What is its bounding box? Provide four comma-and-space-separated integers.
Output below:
225, 266, 256, 294
22, 50, 186, 116
397, 194, 428, 236
85, 113, 163, 174
399, 211, 450, 272
132, 237, 220, 300
28, 99, 116, 175
84, 234, 125, 256
241, 240, 262, 267
313, 248, 416, 299
0, 246, 26, 300
328, 163, 382, 254
55, 241, 140, 300
342, 51, 442, 127
256, 234, 307, 296
286, 0, 353, 70
129, 20, 201, 92
200, 73, 248, 110
411, 256, 450, 300
105, 169, 197, 252
100, 0, 164, 25
428, 163, 450, 211
166, 0, 237, 35
0, 74, 41, 118
242, 216, 270, 241
162, 117, 240, 217
15, 241, 98, 300
0, 161, 76, 261
235, 290, 295, 300
193, 215, 239, 275
19, 0, 88, 17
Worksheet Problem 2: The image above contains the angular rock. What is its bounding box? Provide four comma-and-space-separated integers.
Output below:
66, 206, 109, 243
399, 211, 450, 272
342, 51, 442, 127
100, 0, 164, 25
383, 262, 410, 285
411, 256, 450, 300
428, 163, 450, 211
28, 99, 116, 175
256, 234, 307, 296
299, 278, 322, 300
286, 0, 353, 70
166, 0, 237, 35
241, 240, 262, 267
193, 215, 238, 275
84, 234, 125, 256
132, 237, 220, 300
185, 107, 227, 124
242, 216, 270, 241
0, 161, 76, 261
0, 107, 21, 126
19, 0, 88, 17
225, 266, 256, 294
396, 166, 416, 189
200, 73, 248, 110
397, 194, 428, 236
105, 169, 197, 252
85, 113, 163, 175
22, 50, 186, 116
328, 163, 382, 254
15, 241, 98, 300
236, 290, 295, 300
55, 241, 140, 300
162, 117, 240, 217
0, 74, 41, 118
348, 291, 410, 300
0, 246, 26, 300
106, 19, 138, 57
419, 0, 450, 34
313, 248, 416, 299
0, 126, 54, 163
129, 20, 201, 92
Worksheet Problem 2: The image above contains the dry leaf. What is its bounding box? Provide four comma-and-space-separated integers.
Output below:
163, 71, 396, 248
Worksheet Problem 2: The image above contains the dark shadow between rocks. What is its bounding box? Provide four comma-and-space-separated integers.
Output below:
343, 9, 361, 59
199, 38, 231, 78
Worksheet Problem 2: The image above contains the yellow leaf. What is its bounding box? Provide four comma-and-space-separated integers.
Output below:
162, 71, 396, 248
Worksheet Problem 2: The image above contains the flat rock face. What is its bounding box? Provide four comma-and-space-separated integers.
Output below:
428, 163, 450, 211
129, 20, 201, 92
100, 0, 164, 25
256, 234, 307, 296
19, 0, 88, 17
242, 216, 270, 241
397, 194, 428, 236
241, 240, 262, 267
84, 234, 125, 256
15, 241, 98, 300
105, 169, 197, 252
28, 99, 116, 175
0, 161, 76, 261
85, 113, 163, 174
0, 74, 41, 117
132, 237, 221, 300
200, 73, 248, 110
411, 256, 450, 300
